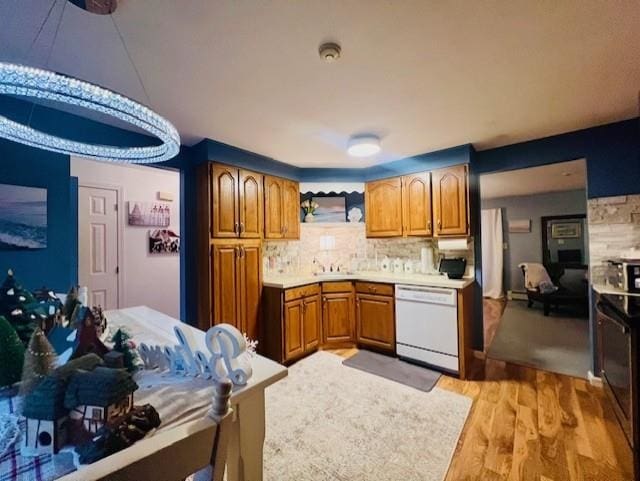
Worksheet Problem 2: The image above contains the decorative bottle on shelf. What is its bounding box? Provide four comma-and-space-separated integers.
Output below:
304, 212, 315, 223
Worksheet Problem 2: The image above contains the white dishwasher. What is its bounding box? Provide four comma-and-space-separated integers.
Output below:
395, 285, 459, 373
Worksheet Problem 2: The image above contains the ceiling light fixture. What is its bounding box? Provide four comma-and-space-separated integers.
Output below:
347, 134, 381, 157
319, 42, 341, 62
0, 0, 180, 163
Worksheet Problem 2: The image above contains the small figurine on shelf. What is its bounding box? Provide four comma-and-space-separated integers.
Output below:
64, 367, 138, 434
0, 316, 25, 388
91, 305, 108, 338
32, 286, 63, 334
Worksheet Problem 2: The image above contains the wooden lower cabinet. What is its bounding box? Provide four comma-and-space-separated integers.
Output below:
322, 292, 355, 347
302, 294, 321, 352
356, 290, 395, 353
283, 299, 304, 361
262, 281, 398, 362
211, 240, 261, 338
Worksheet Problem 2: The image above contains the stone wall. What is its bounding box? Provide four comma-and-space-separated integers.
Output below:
263, 222, 474, 275
588, 194, 640, 283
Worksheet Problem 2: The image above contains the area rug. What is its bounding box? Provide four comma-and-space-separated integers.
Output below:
487, 300, 590, 378
263, 351, 472, 481
342, 349, 441, 392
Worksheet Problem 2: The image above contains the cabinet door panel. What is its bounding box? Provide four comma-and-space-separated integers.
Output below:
365, 177, 403, 237
264, 176, 284, 239
282, 179, 300, 239
432, 165, 468, 236
303, 294, 321, 352
212, 244, 239, 328
238, 170, 263, 238
238, 242, 261, 341
323, 292, 354, 345
211, 164, 239, 238
356, 293, 395, 352
402, 172, 432, 236
284, 300, 304, 361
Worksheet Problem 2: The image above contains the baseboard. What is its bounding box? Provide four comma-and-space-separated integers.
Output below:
587, 370, 603, 387
507, 290, 528, 301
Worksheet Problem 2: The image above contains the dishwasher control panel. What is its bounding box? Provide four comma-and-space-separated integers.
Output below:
395, 285, 457, 306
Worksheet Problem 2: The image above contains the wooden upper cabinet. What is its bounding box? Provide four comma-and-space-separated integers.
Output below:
365, 177, 403, 237
282, 179, 300, 239
402, 172, 432, 236
432, 164, 469, 236
211, 164, 239, 238
264, 175, 300, 240
238, 169, 263, 238
264, 175, 284, 239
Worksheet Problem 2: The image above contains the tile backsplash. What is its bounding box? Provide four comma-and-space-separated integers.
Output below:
588, 194, 640, 284
263, 222, 474, 275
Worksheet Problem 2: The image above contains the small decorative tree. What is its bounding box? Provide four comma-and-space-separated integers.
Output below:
111, 328, 139, 373
0, 316, 25, 387
20, 327, 58, 396
0, 269, 38, 346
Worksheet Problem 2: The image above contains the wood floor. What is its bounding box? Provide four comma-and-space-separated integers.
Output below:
328, 298, 634, 481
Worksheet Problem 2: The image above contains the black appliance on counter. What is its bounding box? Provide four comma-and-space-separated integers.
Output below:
438, 257, 466, 280
606, 259, 640, 293
597, 293, 639, 477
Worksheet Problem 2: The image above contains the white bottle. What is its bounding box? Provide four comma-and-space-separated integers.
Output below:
393, 258, 403, 273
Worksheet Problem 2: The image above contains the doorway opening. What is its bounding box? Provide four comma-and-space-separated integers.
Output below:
479, 159, 590, 378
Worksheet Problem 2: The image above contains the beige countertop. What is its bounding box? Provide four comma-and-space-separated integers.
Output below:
592, 283, 640, 297
263, 271, 475, 290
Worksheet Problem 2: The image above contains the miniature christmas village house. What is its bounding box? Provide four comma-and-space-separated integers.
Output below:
21, 376, 69, 456
64, 367, 138, 433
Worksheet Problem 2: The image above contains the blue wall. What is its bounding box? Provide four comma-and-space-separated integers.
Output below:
475, 118, 639, 199
0, 138, 77, 292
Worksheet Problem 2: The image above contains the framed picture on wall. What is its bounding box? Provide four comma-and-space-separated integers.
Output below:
312, 196, 347, 222
0, 183, 47, 250
551, 222, 581, 239
128, 201, 170, 227
149, 229, 180, 254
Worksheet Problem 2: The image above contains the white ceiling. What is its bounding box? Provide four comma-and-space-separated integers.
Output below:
1, 1, 639, 167
480, 158, 587, 199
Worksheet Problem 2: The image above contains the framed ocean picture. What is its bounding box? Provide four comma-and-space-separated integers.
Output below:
0, 183, 47, 250
312, 196, 347, 222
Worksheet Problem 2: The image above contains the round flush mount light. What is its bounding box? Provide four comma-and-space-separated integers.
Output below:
347, 134, 381, 157
319, 42, 341, 62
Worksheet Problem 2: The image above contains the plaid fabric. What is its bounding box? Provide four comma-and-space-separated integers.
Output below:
0, 394, 76, 481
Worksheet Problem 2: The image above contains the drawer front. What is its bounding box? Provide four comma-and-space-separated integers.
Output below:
284, 283, 320, 301
355, 282, 394, 296
322, 281, 353, 293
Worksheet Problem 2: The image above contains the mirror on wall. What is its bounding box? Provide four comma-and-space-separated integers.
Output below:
542, 214, 588, 269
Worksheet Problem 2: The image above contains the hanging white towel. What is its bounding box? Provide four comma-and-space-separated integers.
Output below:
481, 208, 504, 298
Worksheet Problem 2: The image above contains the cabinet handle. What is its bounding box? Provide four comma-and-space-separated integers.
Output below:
234, 222, 239, 234
428, 220, 431, 230
437, 219, 441, 229
239, 222, 245, 233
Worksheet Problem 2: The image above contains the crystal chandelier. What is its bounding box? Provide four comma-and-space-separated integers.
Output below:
0, 1, 180, 163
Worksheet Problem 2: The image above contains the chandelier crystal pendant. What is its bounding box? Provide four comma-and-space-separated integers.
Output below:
0, 0, 180, 164
0, 63, 180, 163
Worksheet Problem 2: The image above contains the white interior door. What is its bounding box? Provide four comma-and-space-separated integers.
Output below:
78, 186, 119, 309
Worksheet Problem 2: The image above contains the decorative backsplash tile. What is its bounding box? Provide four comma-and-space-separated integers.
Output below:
588, 194, 640, 284
263, 223, 474, 275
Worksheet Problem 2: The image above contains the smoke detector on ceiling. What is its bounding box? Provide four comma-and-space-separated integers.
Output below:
319, 42, 341, 62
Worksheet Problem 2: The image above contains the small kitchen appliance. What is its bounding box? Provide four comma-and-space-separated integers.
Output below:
606, 259, 640, 293
438, 257, 467, 280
